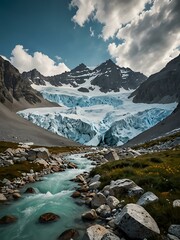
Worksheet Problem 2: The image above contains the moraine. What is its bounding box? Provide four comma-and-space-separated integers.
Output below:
0, 153, 93, 240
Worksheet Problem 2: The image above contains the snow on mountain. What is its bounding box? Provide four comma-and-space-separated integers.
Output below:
18, 85, 177, 146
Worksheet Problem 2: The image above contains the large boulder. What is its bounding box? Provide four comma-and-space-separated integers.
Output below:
115, 203, 160, 239
168, 225, 180, 238
38, 212, 60, 223
28, 147, 50, 161
91, 193, 106, 208
0, 215, 17, 224
106, 196, 120, 209
25, 187, 36, 194
57, 229, 79, 240
109, 179, 137, 196
82, 209, 98, 220
96, 204, 111, 218
137, 191, 159, 206
89, 174, 101, 184
89, 181, 101, 191
86, 224, 109, 240
35, 158, 49, 167
173, 199, 180, 208
104, 151, 119, 161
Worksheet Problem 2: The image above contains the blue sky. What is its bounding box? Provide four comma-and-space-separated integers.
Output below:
0, 0, 110, 70
0, 0, 179, 76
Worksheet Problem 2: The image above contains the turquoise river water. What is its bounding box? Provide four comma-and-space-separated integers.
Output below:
0, 154, 94, 240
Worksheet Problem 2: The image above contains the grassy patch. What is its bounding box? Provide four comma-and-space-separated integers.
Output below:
90, 149, 180, 232
0, 161, 44, 186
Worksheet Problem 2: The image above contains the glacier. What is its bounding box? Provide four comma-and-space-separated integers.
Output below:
18, 85, 177, 146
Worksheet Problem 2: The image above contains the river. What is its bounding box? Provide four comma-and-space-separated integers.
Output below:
0, 153, 94, 240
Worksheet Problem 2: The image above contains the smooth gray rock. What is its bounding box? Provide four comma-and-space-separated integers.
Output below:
168, 225, 180, 238
115, 203, 160, 239
82, 209, 98, 220
91, 193, 106, 208
106, 196, 120, 209
89, 181, 101, 190
96, 204, 111, 218
137, 191, 159, 206
109, 179, 136, 196
0, 193, 7, 201
173, 200, 180, 208
89, 174, 101, 184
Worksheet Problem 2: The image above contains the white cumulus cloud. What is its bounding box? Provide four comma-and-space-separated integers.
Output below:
10, 45, 70, 76
71, 0, 180, 76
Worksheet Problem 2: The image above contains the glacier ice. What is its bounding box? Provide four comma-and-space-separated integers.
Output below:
18, 87, 177, 146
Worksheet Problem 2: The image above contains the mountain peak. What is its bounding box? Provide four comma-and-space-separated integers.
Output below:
72, 63, 89, 72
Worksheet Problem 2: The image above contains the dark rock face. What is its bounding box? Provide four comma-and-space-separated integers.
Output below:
24, 59, 146, 92
91, 59, 147, 92
57, 229, 79, 240
131, 54, 180, 103
0, 57, 41, 104
0, 215, 17, 224
38, 212, 60, 223
22, 69, 46, 85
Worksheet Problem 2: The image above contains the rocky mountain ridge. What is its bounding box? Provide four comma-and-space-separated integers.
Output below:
0, 57, 41, 105
130, 54, 180, 104
22, 59, 147, 92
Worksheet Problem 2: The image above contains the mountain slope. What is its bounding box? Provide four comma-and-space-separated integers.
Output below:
130, 54, 180, 103
0, 57, 79, 146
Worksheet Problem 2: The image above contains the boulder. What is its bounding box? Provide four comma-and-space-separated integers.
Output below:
173, 200, 180, 208
91, 193, 106, 208
0, 215, 17, 224
101, 232, 121, 240
96, 204, 111, 218
57, 229, 79, 240
34, 147, 50, 159
35, 158, 49, 167
89, 181, 101, 190
167, 234, 180, 240
137, 192, 159, 206
0, 193, 7, 201
12, 192, 21, 199
38, 212, 60, 223
28, 175, 35, 182
89, 174, 101, 184
128, 186, 144, 196
82, 209, 98, 220
168, 225, 180, 238
28, 150, 37, 161
71, 191, 81, 198
104, 151, 119, 161
109, 179, 137, 196
25, 187, 36, 194
67, 162, 77, 169
86, 224, 109, 240
115, 203, 160, 239
106, 196, 120, 209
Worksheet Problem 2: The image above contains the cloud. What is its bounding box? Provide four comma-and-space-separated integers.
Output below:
10, 45, 70, 76
71, 0, 180, 76
90, 27, 94, 37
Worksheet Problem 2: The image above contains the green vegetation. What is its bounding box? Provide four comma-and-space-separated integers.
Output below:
133, 132, 180, 149
90, 149, 180, 232
0, 161, 44, 186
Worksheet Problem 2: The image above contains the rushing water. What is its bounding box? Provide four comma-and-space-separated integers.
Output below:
0, 154, 94, 240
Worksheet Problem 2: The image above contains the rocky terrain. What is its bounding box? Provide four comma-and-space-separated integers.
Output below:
0, 132, 179, 239
130, 54, 180, 104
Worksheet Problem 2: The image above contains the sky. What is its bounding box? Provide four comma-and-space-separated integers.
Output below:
0, 0, 179, 76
